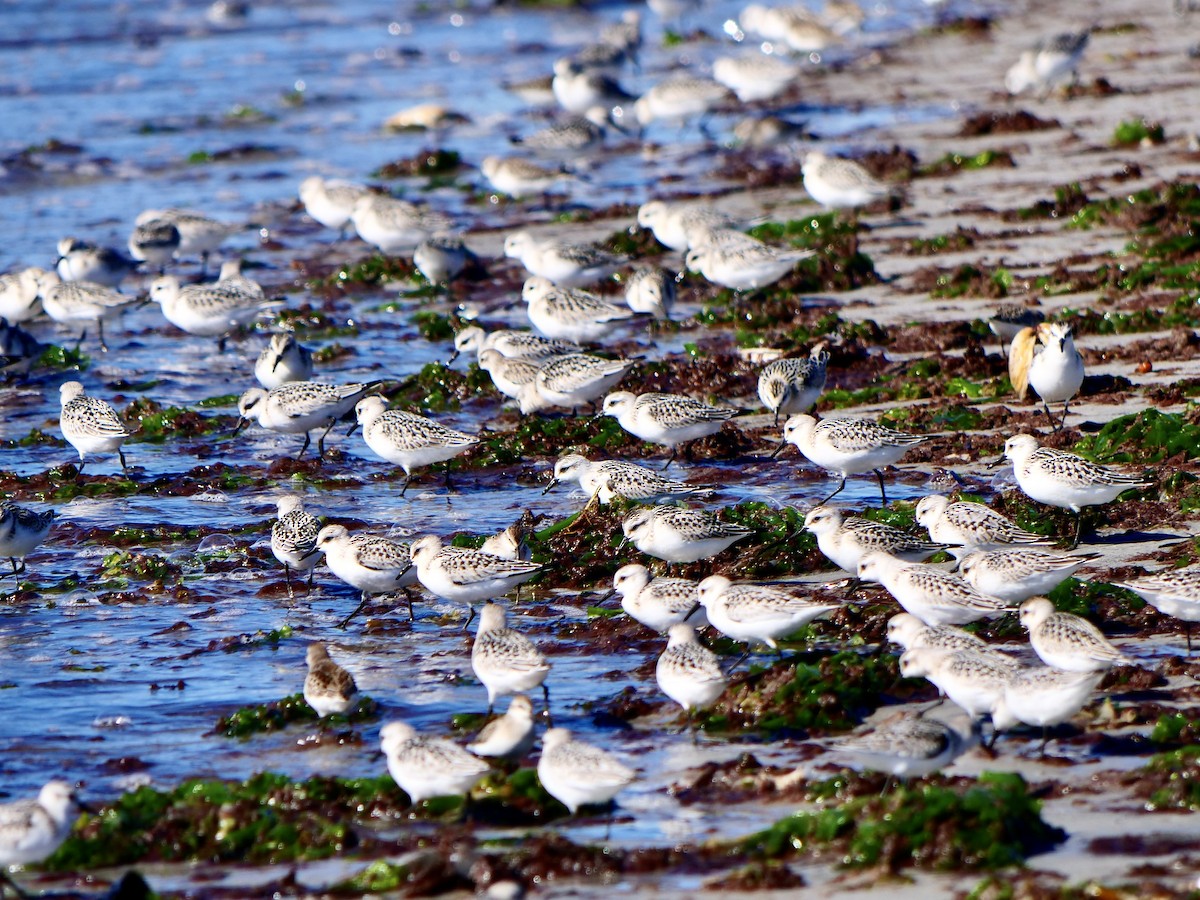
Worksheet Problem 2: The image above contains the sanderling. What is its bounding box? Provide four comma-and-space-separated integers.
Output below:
915, 495, 1051, 551
303, 643, 358, 717
987, 304, 1045, 353
380, 721, 491, 807
506, 234, 625, 288
537, 728, 636, 815
316, 524, 417, 626
0, 781, 86, 889
957, 548, 1098, 604
1115, 567, 1200, 653
55, 237, 137, 288
472, 601, 552, 716
622, 506, 753, 564
255, 332, 314, 390
408, 535, 543, 621
732, 114, 808, 149
602, 391, 740, 464
216, 258, 265, 300
35, 272, 139, 351
748, 5, 839, 52
350, 194, 455, 254
468, 695, 537, 760
803, 505, 945, 575
0, 500, 55, 577
1019, 597, 1135, 672
1010, 322, 1084, 429
481, 156, 573, 199
561, 42, 629, 77
1003, 435, 1151, 546
899, 648, 1017, 720
271, 496, 320, 597
858, 551, 1011, 627
353, 396, 478, 493
832, 711, 977, 780
0, 267, 47, 323
991, 667, 1103, 754
236, 380, 382, 458
59, 381, 134, 474
697, 574, 839, 652
623, 266, 675, 320
758, 347, 829, 426
530, 353, 638, 413
137, 208, 237, 274
414, 235, 471, 284
299, 176, 371, 240
1006, 31, 1089, 96
148, 274, 282, 349
478, 349, 542, 400
633, 76, 732, 132
608, 564, 707, 632
0, 317, 44, 377
636, 200, 736, 253
127, 217, 182, 271
685, 236, 814, 291
545, 454, 715, 505
480, 521, 532, 562
551, 59, 635, 115
600, 9, 641, 56
782, 414, 927, 505
514, 107, 617, 154
521, 277, 644, 342
656, 622, 727, 724
802, 151, 891, 212
712, 54, 798, 103
450, 325, 580, 365
887, 612, 995, 657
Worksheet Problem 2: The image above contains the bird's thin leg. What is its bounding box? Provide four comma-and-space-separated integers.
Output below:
398, 473, 414, 497
874, 469, 887, 506
337, 591, 373, 629
317, 420, 337, 456
462, 605, 477, 631
74, 329, 87, 351
542, 683, 553, 726
284, 564, 295, 601
1039, 726, 1050, 757
819, 477, 847, 505
295, 433, 312, 460
118, 448, 130, 476
723, 648, 750, 675
660, 449, 678, 471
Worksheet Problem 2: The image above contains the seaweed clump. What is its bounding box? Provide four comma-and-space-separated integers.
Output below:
213, 692, 379, 738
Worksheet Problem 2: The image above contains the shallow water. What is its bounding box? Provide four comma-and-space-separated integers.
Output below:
0, 0, 1037, 891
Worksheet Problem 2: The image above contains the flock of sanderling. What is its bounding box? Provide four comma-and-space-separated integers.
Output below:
0, 0, 1185, 889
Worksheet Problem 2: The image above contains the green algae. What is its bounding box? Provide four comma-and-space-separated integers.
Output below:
35, 343, 89, 371
410, 311, 457, 341
196, 393, 239, 408
1142, 746, 1200, 810
907, 228, 978, 255
1149, 711, 1200, 746
1073, 408, 1200, 465
740, 772, 1063, 872
122, 398, 234, 443
99, 550, 181, 586
1111, 118, 1165, 147
470, 415, 634, 467
214, 692, 379, 738
387, 361, 494, 414
918, 150, 1014, 176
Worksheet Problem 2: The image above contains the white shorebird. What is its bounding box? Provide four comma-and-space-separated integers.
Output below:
1010, 322, 1085, 429
55, 237, 137, 288
1019, 597, 1135, 672
636, 200, 736, 252
481, 156, 573, 199
633, 76, 732, 133
127, 217, 181, 271
450, 325, 580, 365
551, 59, 636, 115
515, 107, 618, 155
236, 380, 381, 458
36, 272, 139, 352
408, 535, 543, 624
414, 235, 471, 284
467, 695, 537, 760
270, 496, 320, 598
506, 233, 625, 288
480, 521, 531, 562
802, 505, 945, 576
915, 494, 1051, 551
782, 414, 928, 505
758, 348, 829, 426
988, 304, 1045, 355
602, 391, 740, 466
537, 728, 636, 815
0, 781, 87, 893
380, 721, 491, 807
622, 506, 753, 564
299, 176, 371, 239
255, 332, 314, 390
58, 381, 134, 474
1003, 434, 1151, 546
303, 643, 358, 717
685, 236, 814, 292
521, 276, 643, 342
353, 396, 478, 494
899, 647, 1018, 721
832, 712, 978, 782
623, 266, 675, 321
545, 455, 715, 506
478, 349, 541, 401
713, 54, 799, 103
696, 574, 839, 657
1005, 31, 1089, 96
0, 501, 55, 578
0, 267, 47, 323
350, 194, 455, 254
656, 622, 726, 728
137, 208, 239, 273
886, 613, 999, 657
991, 667, 1102, 754
956, 548, 1097, 603
1115, 567, 1200, 653
608, 564, 707, 632
857, 551, 1011, 626
315, 524, 417, 626
148, 274, 282, 350
530, 353, 637, 413
472, 602, 551, 717
801, 151, 891, 212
